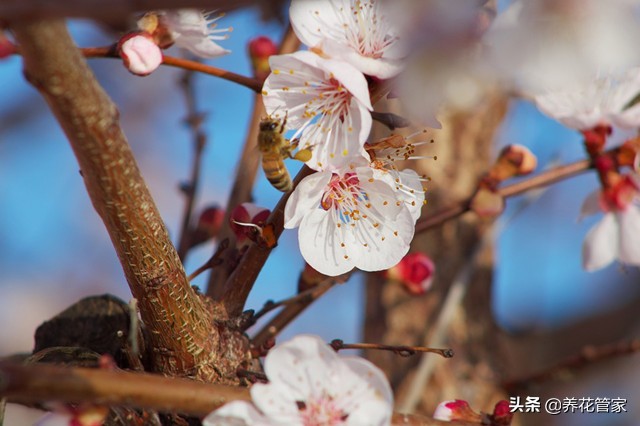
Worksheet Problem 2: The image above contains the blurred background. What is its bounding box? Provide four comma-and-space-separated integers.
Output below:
1, 2, 639, 425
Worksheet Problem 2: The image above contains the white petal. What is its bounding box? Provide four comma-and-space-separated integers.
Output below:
321, 57, 372, 111
254, 335, 342, 420
582, 213, 619, 271
289, 0, 333, 48
433, 401, 456, 421
164, 9, 207, 35
298, 208, 356, 275
579, 189, 603, 220
203, 401, 272, 426
346, 399, 393, 426
34, 413, 73, 426
343, 357, 394, 406
174, 35, 230, 58
284, 171, 331, 229
618, 207, 640, 265
320, 37, 404, 79
394, 168, 425, 222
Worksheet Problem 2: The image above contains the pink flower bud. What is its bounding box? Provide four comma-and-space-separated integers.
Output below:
433, 399, 482, 422
490, 400, 514, 425
499, 144, 537, 176
117, 33, 163, 76
230, 202, 271, 248
0, 34, 16, 59
196, 205, 225, 239
386, 252, 435, 295
248, 36, 277, 80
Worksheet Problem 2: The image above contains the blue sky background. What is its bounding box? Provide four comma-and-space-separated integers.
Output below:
0, 5, 638, 359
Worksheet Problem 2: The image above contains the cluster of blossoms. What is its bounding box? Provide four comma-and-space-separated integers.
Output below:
262, 0, 427, 276
117, 9, 231, 75
533, 68, 640, 271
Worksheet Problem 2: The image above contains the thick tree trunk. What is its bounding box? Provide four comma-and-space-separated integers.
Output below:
364, 92, 510, 415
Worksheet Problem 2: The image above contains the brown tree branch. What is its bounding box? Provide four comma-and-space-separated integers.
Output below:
221, 166, 315, 316
415, 154, 597, 234
251, 272, 338, 348
504, 338, 640, 391
11, 19, 248, 382
0, 362, 476, 426
206, 24, 301, 299
0, 362, 251, 416
329, 340, 454, 359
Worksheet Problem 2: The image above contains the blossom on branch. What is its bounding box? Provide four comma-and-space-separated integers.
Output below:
204, 335, 393, 426
581, 174, 640, 271
159, 10, 231, 58
289, 0, 404, 79
284, 161, 416, 276
533, 68, 640, 131
137, 9, 231, 59
262, 51, 373, 171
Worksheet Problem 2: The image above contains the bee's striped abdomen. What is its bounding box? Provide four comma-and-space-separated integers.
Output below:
262, 152, 292, 192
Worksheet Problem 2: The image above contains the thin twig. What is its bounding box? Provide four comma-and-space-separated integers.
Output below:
329, 340, 454, 359
236, 368, 268, 383
415, 154, 598, 234
251, 271, 339, 349
177, 64, 208, 261
249, 279, 338, 326
187, 238, 230, 281
78, 47, 263, 92
503, 338, 640, 391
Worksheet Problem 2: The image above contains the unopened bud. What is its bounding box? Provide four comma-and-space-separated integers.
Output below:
248, 36, 277, 81
500, 144, 537, 176
197, 205, 225, 239
230, 202, 271, 248
117, 33, 163, 76
490, 400, 514, 426
0, 33, 15, 59
385, 252, 435, 295
298, 263, 326, 292
470, 187, 504, 218
433, 399, 483, 422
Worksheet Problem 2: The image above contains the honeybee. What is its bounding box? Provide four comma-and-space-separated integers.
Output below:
258, 113, 311, 192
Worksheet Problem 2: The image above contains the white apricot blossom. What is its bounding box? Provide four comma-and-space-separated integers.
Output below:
284, 160, 416, 276
204, 335, 393, 426
289, 0, 404, 79
159, 9, 231, 58
534, 68, 640, 130
580, 175, 640, 271
262, 51, 373, 171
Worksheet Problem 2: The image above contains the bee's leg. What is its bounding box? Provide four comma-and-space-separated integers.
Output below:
279, 111, 288, 134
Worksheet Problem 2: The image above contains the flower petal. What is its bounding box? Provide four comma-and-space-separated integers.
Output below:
284, 171, 331, 229
203, 401, 272, 426
298, 208, 357, 275
582, 213, 619, 271
618, 206, 640, 265
579, 189, 602, 219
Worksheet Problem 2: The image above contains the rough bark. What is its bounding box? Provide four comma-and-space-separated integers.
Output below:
364, 92, 510, 415
11, 19, 250, 383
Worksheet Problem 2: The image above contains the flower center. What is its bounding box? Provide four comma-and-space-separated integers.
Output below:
321, 173, 366, 224
297, 396, 347, 426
